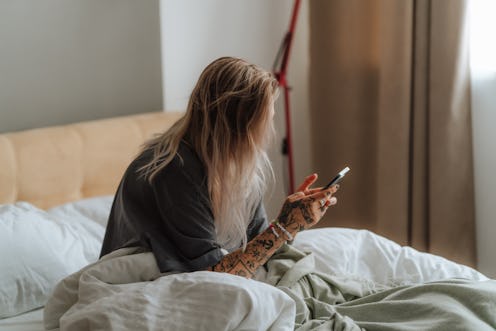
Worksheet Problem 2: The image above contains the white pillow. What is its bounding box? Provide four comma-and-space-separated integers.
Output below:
292, 227, 488, 286
0, 196, 113, 319
47, 195, 113, 228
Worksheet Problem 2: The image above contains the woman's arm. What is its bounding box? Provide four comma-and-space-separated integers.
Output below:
210, 218, 296, 278
211, 174, 338, 278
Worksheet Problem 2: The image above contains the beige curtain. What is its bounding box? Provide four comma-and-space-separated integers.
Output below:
309, 0, 476, 267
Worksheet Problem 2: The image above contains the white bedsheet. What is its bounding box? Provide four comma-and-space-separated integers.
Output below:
0, 308, 44, 331
1, 225, 488, 331
293, 228, 488, 285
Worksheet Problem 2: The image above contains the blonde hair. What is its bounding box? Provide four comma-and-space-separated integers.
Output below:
139, 57, 278, 250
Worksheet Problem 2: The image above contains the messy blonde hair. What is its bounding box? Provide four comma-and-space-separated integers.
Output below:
139, 57, 278, 250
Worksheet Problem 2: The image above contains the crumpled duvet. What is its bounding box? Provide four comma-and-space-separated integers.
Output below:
266, 244, 496, 331
43, 247, 295, 331
44, 244, 496, 331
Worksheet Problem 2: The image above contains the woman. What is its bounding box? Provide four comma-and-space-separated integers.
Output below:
100, 57, 338, 279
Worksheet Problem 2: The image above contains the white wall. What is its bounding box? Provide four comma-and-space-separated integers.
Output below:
0, 0, 162, 133
471, 74, 496, 278
161, 0, 288, 111
470, 0, 496, 277
160, 0, 312, 218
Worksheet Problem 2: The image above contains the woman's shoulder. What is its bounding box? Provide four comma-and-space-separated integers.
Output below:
138, 140, 205, 187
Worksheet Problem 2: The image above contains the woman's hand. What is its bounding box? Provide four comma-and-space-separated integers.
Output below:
276, 173, 338, 232
211, 173, 337, 278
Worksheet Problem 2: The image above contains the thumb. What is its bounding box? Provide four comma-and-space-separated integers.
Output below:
295, 173, 318, 193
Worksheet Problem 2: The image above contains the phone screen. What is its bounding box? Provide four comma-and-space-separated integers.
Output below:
323, 167, 350, 190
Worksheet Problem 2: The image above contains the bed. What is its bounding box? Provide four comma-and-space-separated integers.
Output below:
0, 112, 493, 331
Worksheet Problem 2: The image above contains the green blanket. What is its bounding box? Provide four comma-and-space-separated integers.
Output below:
265, 245, 496, 331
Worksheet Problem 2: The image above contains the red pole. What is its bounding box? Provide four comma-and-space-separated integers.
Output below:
279, 0, 301, 77
282, 79, 295, 194
274, 0, 301, 194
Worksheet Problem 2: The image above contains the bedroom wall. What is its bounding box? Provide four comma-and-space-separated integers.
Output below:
470, 1, 496, 277
472, 75, 496, 278
0, 0, 162, 133
160, 0, 312, 219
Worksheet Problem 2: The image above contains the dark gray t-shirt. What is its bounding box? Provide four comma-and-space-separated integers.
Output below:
100, 141, 268, 273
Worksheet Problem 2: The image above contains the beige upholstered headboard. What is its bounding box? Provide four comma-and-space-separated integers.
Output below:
0, 112, 182, 209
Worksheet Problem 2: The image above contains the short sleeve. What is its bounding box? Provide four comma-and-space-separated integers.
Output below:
146, 158, 224, 273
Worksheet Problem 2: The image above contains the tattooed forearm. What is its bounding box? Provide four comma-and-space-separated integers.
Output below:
256, 239, 274, 250
210, 222, 296, 279
210, 188, 333, 278
277, 202, 293, 225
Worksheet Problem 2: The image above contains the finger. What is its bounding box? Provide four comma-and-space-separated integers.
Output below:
287, 191, 305, 202
307, 187, 334, 201
306, 188, 323, 195
329, 184, 340, 194
296, 173, 318, 193
319, 197, 337, 214
307, 186, 338, 195
319, 196, 337, 208
317, 184, 340, 194
326, 197, 337, 206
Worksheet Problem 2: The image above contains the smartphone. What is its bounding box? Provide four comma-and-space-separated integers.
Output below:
323, 166, 350, 190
